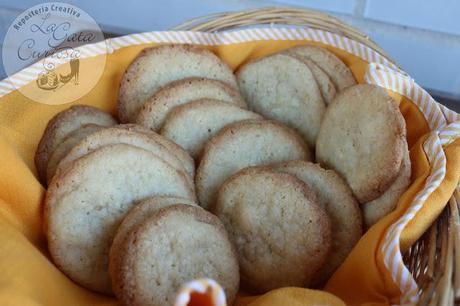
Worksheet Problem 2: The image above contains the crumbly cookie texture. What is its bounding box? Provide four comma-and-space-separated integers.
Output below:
160, 99, 261, 158
196, 119, 311, 210
316, 84, 406, 203
54, 126, 194, 189
273, 160, 362, 286
363, 140, 411, 228
237, 53, 325, 147
136, 77, 246, 131
46, 124, 104, 184
35, 105, 116, 183
214, 167, 331, 292
286, 45, 356, 91
45, 144, 195, 294
118, 45, 238, 122
110, 205, 239, 306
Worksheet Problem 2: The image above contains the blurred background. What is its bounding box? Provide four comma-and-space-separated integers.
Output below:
0, 0, 459, 110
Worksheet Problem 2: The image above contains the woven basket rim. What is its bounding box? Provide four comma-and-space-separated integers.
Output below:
172, 6, 395, 64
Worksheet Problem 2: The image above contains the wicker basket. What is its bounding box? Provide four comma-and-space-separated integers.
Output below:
174, 7, 460, 306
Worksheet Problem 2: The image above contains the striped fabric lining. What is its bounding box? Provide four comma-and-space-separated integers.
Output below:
0, 40, 109, 95
0, 27, 458, 306
438, 103, 460, 124
0, 27, 399, 98
108, 28, 398, 73
383, 133, 446, 305
364, 63, 447, 131
365, 63, 459, 304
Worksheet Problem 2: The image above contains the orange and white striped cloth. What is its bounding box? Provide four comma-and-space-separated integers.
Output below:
0, 27, 458, 306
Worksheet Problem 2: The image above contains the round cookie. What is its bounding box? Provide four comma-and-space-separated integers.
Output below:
109, 196, 198, 274
118, 45, 238, 123
363, 141, 411, 228
35, 105, 117, 182
214, 167, 331, 292
136, 77, 246, 131
287, 54, 336, 104
273, 160, 362, 285
286, 45, 356, 90
316, 84, 406, 203
110, 205, 239, 306
55, 127, 194, 187
236, 53, 325, 147
45, 144, 195, 294
109, 196, 198, 298
160, 99, 262, 158
46, 124, 104, 184
113, 124, 195, 178
196, 119, 311, 209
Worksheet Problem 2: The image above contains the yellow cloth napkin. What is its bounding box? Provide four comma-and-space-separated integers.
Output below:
0, 29, 458, 306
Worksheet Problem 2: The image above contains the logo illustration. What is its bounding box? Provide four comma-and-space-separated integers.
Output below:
2, 3, 107, 105
37, 58, 79, 90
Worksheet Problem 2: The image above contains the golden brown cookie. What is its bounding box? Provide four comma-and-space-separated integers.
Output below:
110, 205, 239, 306
118, 45, 238, 122
286, 54, 336, 104
196, 119, 311, 209
35, 105, 116, 182
273, 160, 362, 285
136, 77, 246, 131
286, 45, 356, 90
109, 196, 198, 298
160, 99, 261, 158
316, 84, 406, 203
46, 124, 104, 184
214, 167, 331, 292
236, 53, 325, 147
114, 124, 195, 178
54, 126, 194, 188
362, 141, 411, 228
45, 144, 195, 294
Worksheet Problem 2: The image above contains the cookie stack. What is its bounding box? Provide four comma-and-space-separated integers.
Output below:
35, 105, 117, 184
36, 44, 411, 306
315, 84, 410, 227
109, 198, 239, 306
